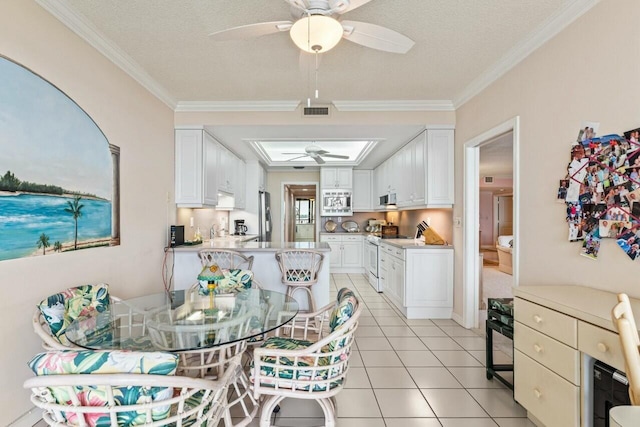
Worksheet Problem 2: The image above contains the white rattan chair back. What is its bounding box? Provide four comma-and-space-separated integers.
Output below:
24, 360, 239, 427
275, 249, 324, 313
612, 293, 640, 405
198, 249, 254, 270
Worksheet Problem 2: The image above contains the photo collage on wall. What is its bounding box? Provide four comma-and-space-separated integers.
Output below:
558, 121, 640, 261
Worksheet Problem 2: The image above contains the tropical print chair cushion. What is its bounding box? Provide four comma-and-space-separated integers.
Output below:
327, 288, 358, 351
198, 269, 253, 295
336, 288, 356, 302
37, 284, 111, 345
29, 350, 178, 426
252, 337, 342, 391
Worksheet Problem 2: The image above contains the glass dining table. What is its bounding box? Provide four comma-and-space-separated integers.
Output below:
65, 288, 299, 352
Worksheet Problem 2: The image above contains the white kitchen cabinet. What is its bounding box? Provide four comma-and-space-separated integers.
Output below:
379, 243, 404, 306
321, 167, 353, 189
380, 243, 454, 319
258, 165, 267, 192
175, 129, 219, 208
234, 158, 246, 210
352, 170, 373, 211
373, 128, 454, 210
217, 146, 236, 194
320, 234, 363, 272
426, 129, 454, 206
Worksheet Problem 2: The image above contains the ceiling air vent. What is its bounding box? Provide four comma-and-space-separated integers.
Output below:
302, 105, 331, 117
483, 176, 494, 184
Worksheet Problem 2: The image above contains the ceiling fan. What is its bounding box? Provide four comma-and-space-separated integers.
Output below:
209, 0, 415, 55
283, 144, 350, 164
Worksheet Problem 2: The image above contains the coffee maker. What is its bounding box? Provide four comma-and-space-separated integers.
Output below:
234, 219, 248, 236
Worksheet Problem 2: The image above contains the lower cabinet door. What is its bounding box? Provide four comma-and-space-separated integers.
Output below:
514, 350, 580, 427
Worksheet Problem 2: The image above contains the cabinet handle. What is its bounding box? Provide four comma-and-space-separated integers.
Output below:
533, 315, 543, 324
381, 258, 385, 262
597, 342, 608, 353
533, 388, 542, 399
533, 344, 543, 353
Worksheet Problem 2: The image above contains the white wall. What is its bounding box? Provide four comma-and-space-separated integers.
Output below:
453, 0, 640, 317
0, 1, 175, 423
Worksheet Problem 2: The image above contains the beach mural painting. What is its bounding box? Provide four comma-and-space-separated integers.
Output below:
0, 56, 120, 262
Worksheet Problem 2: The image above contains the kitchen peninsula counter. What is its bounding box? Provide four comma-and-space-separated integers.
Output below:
168, 239, 331, 310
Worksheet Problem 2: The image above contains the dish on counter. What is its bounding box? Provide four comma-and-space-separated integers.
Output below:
341, 220, 359, 233
324, 220, 337, 232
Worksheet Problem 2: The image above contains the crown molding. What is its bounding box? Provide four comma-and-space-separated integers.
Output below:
35, 0, 177, 109
332, 100, 455, 112
175, 101, 301, 112
453, 0, 601, 108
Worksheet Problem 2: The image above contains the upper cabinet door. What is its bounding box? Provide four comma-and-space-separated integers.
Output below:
321, 167, 353, 189
352, 170, 372, 211
175, 129, 218, 208
412, 131, 426, 206
426, 129, 454, 206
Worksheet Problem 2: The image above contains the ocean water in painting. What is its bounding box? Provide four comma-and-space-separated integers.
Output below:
0, 194, 111, 261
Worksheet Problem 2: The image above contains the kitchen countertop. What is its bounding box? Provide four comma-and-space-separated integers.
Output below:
379, 238, 454, 250
171, 238, 331, 252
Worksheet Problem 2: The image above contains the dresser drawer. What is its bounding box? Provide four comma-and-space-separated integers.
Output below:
515, 298, 577, 347
514, 322, 580, 385
578, 321, 625, 372
515, 350, 580, 427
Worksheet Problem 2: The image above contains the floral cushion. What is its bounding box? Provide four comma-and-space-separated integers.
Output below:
252, 337, 342, 391
38, 284, 111, 345
336, 288, 356, 302
29, 350, 178, 426
198, 269, 253, 295
328, 289, 358, 351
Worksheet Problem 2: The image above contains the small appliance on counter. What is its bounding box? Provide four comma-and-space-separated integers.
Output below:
234, 219, 248, 235
169, 225, 184, 247
380, 224, 399, 238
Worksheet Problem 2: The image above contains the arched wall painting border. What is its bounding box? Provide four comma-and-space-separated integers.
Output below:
0, 55, 120, 262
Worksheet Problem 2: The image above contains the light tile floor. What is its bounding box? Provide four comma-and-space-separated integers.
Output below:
246, 273, 533, 427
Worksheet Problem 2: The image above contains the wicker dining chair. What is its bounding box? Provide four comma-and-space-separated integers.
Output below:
32, 283, 131, 350
275, 249, 324, 314
251, 288, 361, 427
24, 349, 237, 427
612, 293, 640, 405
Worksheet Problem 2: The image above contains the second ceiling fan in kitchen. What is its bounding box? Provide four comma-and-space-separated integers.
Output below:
208, 0, 415, 55
282, 144, 349, 164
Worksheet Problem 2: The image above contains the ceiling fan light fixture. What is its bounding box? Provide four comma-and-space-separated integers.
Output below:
290, 15, 343, 53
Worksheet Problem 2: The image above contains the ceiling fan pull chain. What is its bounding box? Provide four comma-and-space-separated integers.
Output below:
315, 50, 319, 99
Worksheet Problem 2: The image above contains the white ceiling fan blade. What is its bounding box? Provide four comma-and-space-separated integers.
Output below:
334, 0, 373, 14
341, 21, 415, 54
285, 155, 309, 161
313, 156, 326, 165
322, 154, 350, 159
282, 152, 306, 155
209, 21, 292, 41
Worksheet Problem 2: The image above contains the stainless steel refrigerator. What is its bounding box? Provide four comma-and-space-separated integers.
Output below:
258, 191, 272, 242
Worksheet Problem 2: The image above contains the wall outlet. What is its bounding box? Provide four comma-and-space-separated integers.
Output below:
337, 217, 342, 223
454, 217, 462, 228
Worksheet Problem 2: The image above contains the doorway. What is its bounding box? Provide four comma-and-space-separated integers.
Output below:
282, 183, 318, 243
462, 117, 520, 329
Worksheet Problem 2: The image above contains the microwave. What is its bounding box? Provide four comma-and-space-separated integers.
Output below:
321, 190, 352, 216
379, 193, 397, 206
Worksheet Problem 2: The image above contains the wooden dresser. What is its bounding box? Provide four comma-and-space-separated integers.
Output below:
514, 286, 640, 427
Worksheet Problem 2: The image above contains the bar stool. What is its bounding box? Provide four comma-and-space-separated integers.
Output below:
275, 249, 324, 313
198, 249, 254, 269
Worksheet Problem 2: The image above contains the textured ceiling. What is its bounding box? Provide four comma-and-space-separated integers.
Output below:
62, 0, 575, 103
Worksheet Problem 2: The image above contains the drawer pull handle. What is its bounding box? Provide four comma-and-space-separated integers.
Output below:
533, 315, 543, 324
533, 344, 543, 353
534, 388, 542, 399
597, 342, 608, 353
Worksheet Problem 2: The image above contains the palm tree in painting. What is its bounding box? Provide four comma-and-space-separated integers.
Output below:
53, 241, 62, 253
65, 195, 84, 250
37, 233, 50, 255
